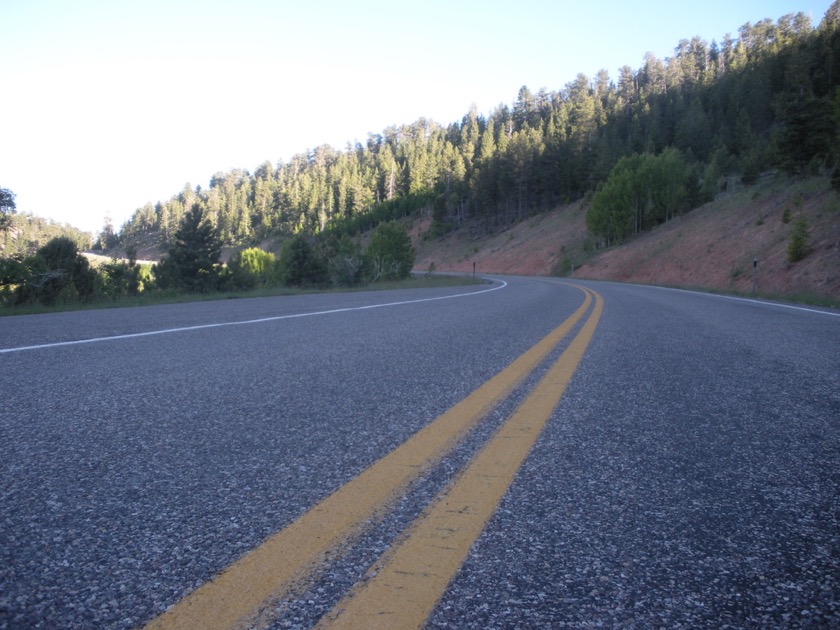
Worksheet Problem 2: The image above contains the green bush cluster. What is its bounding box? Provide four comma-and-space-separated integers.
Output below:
275, 222, 415, 287
586, 149, 697, 246
3, 237, 98, 306
2, 214, 416, 308
227, 247, 281, 289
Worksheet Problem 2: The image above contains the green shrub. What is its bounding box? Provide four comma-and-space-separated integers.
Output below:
365, 222, 415, 281
228, 247, 279, 289
325, 235, 365, 286
100, 259, 142, 298
553, 256, 574, 276
280, 236, 329, 287
782, 207, 792, 224
14, 237, 98, 305
787, 216, 810, 263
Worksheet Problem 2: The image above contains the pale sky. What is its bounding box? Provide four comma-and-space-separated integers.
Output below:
1, 0, 834, 235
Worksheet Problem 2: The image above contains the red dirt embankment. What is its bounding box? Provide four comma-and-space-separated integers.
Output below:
413, 176, 840, 302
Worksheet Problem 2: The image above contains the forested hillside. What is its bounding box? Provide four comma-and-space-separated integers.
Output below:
111, 5, 840, 256
2, 212, 92, 257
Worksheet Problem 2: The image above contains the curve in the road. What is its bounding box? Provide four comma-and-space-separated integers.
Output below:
0, 280, 507, 354
144, 285, 599, 630
319, 287, 603, 629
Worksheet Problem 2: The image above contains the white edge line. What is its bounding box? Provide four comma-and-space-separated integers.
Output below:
643, 283, 840, 317
569, 278, 840, 318
1, 280, 508, 354
535, 276, 840, 317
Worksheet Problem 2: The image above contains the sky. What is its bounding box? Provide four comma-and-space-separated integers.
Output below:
1, 0, 835, 235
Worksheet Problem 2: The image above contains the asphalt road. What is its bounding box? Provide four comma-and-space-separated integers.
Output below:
1, 277, 838, 628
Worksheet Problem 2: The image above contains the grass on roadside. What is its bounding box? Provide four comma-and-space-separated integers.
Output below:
0, 274, 481, 317
635, 281, 840, 310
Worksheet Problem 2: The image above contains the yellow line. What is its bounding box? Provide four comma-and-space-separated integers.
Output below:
319, 288, 603, 630
145, 288, 592, 630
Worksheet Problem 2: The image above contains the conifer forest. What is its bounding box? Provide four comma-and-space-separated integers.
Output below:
114, 6, 840, 249
3, 4, 840, 306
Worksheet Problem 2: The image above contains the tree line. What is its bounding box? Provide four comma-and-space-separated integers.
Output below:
150, 203, 415, 294
4, 5, 839, 306
0, 202, 415, 307
0, 202, 91, 260
110, 4, 840, 252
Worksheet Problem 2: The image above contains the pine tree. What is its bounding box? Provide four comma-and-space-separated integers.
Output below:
0, 186, 17, 250
154, 203, 222, 292
787, 215, 810, 262
280, 235, 328, 287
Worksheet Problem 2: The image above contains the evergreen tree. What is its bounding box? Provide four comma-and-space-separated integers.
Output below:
513, 86, 537, 130
774, 95, 835, 174
0, 187, 16, 249
787, 215, 810, 262
154, 203, 222, 292
280, 235, 328, 287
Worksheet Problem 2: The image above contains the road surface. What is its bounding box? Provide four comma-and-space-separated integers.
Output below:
1, 277, 838, 628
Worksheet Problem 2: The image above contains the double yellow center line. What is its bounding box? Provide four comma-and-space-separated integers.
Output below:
146, 284, 603, 630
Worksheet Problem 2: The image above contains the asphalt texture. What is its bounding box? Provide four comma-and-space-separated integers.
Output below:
1, 277, 838, 628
